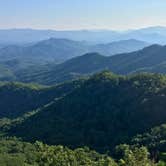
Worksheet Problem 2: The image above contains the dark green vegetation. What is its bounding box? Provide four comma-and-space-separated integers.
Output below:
0, 137, 158, 166
0, 72, 166, 165
0, 79, 85, 118
1, 71, 166, 165
7, 72, 166, 151
131, 123, 166, 157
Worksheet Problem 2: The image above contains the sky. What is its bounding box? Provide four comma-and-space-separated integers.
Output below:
1, 0, 166, 30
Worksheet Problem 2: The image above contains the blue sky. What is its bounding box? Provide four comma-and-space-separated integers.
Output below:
1, 0, 166, 30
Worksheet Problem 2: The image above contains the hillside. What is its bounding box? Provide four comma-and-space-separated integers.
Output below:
13, 44, 166, 85
0, 79, 85, 118
7, 72, 166, 152
0, 65, 15, 81
16, 53, 108, 84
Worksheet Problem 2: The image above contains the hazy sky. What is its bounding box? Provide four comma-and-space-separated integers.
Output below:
1, 0, 166, 30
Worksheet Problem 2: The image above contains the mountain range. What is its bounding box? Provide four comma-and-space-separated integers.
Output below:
0, 38, 148, 63
1, 26, 166, 44
5, 44, 166, 85
2, 26, 166, 165
0, 38, 149, 83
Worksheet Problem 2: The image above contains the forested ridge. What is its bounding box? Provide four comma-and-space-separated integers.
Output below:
3, 44, 166, 85
8, 44, 166, 85
0, 71, 166, 165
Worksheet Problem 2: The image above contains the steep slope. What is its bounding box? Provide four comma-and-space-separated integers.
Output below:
108, 44, 166, 74
9, 72, 166, 151
0, 79, 85, 118
16, 53, 109, 84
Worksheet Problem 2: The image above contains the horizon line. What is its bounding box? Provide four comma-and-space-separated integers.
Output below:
0, 25, 166, 32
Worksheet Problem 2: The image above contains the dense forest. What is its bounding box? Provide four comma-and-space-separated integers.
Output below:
0, 71, 166, 165
0, 137, 158, 166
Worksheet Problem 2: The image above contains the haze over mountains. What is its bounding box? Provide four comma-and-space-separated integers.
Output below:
0, 38, 149, 83
0, 38, 149, 62
1, 26, 166, 44
1, 43, 166, 85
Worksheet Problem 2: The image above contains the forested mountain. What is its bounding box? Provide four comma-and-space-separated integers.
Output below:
0, 38, 150, 84
1, 36, 166, 165
2, 1, 166, 165
5, 72, 166, 153
10, 44, 166, 85
0, 79, 85, 118
1, 72, 166, 165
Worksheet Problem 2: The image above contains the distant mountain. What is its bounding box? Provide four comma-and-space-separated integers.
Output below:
28, 38, 89, 61
0, 26, 166, 44
0, 29, 118, 44
0, 38, 148, 66
0, 39, 88, 63
12, 44, 166, 85
15, 53, 108, 85
90, 39, 149, 56
132, 26, 166, 35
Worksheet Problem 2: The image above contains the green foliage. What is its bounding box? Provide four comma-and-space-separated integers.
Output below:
1, 71, 166, 165
0, 138, 118, 166
7, 72, 166, 152
116, 145, 155, 166
0, 79, 85, 118
131, 124, 166, 156
0, 137, 159, 166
